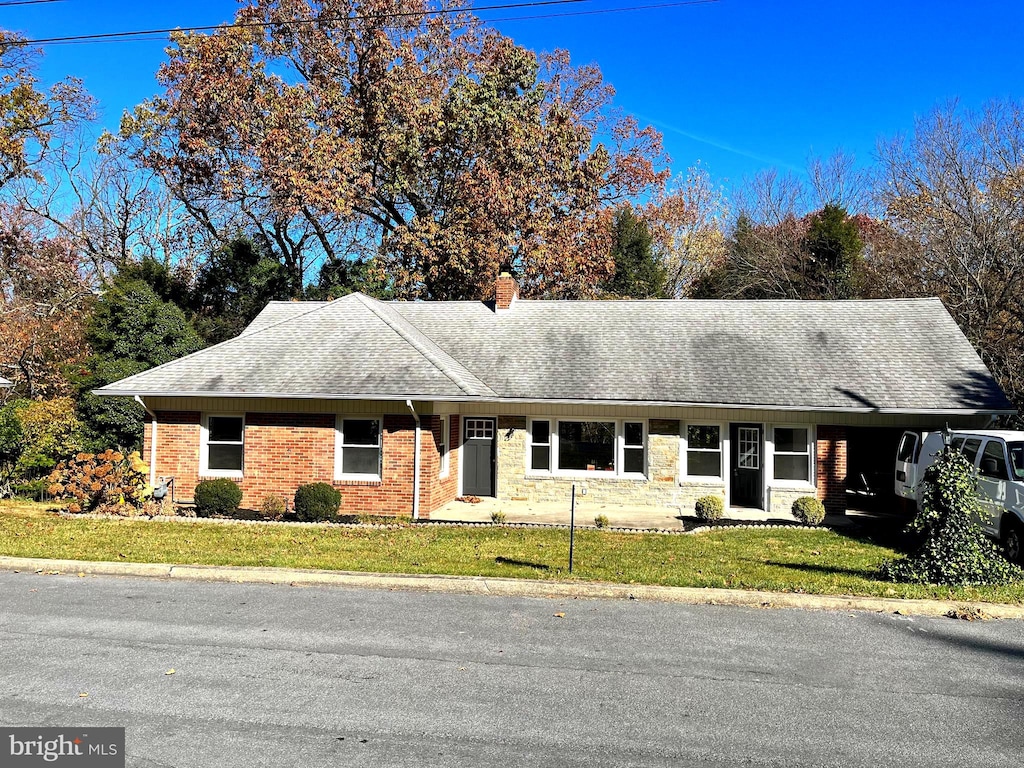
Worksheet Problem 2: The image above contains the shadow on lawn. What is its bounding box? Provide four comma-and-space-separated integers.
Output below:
495, 556, 550, 571
764, 560, 880, 579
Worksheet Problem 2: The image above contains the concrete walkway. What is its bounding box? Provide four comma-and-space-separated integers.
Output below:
430, 496, 857, 529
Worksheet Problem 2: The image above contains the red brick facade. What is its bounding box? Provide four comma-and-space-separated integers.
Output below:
145, 410, 460, 518
815, 425, 848, 515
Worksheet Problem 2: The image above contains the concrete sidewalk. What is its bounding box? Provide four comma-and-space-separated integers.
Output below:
431, 495, 858, 529
2, 554, 1021, 620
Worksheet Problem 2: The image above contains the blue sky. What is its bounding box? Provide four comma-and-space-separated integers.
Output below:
5, 0, 1024, 188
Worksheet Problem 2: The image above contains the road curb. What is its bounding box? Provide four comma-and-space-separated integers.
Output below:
1, 555, 1022, 619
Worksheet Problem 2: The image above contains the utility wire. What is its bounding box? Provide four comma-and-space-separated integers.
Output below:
0, 0, 63, 6
15, 0, 717, 46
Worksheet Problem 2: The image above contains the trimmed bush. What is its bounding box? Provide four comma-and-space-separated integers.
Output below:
259, 494, 286, 519
594, 514, 610, 529
294, 482, 341, 521
792, 496, 826, 526
194, 478, 243, 517
694, 494, 724, 522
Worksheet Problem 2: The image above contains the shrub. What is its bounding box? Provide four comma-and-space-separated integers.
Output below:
12, 478, 50, 500
880, 450, 1023, 586
194, 478, 243, 517
694, 494, 724, 522
259, 494, 287, 519
1, 397, 83, 492
490, 509, 507, 524
47, 449, 150, 513
792, 496, 826, 526
294, 482, 341, 521
594, 514, 609, 528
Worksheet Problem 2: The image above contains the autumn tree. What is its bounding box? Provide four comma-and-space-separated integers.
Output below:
121, 0, 667, 300
645, 165, 728, 298
0, 30, 94, 192
0, 30, 97, 397
876, 99, 1024, 410
0, 397, 82, 493
0, 207, 92, 397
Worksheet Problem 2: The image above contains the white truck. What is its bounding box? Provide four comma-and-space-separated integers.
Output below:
895, 429, 1024, 563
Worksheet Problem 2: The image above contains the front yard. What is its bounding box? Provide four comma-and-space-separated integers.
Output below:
2, 500, 1023, 604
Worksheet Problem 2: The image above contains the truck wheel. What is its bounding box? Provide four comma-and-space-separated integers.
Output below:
1002, 519, 1024, 564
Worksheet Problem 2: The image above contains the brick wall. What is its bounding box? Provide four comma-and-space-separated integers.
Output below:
236, 413, 335, 509
148, 411, 201, 500
150, 410, 433, 516
421, 415, 460, 515
815, 425, 847, 515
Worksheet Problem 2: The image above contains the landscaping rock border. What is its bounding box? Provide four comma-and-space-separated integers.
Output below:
54, 510, 830, 536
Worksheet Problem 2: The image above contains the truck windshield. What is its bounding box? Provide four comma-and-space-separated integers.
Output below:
1009, 442, 1024, 480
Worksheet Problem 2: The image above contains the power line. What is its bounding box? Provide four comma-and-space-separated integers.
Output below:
14, 0, 717, 47
0, 0, 63, 6
16, 0, 592, 44
482, 0, 717, 25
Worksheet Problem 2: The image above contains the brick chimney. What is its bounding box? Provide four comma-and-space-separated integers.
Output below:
494, 272, 518, 312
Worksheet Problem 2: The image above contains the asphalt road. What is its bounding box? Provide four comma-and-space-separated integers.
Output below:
0, 571, 1022, 767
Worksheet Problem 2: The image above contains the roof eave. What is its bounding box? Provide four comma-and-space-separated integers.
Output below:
91, 388, 1017, 416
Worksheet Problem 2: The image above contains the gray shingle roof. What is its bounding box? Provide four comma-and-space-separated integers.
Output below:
97, 294, 1014, 413
98, 293, 492, 400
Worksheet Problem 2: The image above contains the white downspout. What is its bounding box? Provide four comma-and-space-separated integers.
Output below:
405, 400, 421, 520
134, 395, 158, 488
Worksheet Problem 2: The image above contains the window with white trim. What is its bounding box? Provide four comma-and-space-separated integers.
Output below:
685, 424, 722, 478
336, 417, 382, 480
773, 427, 811, 482
529, 419, 646, 476
439, 415, 450, 478
202, 415, 244, 476
529, 419, 551, 472
558, 420, 616, 471
622, 422, 645, 474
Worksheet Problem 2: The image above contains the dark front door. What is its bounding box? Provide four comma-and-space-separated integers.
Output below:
730, 423, 763, 509
463, 418, 496, 496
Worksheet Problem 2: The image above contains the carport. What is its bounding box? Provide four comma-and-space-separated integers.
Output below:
844, 427, 906, 513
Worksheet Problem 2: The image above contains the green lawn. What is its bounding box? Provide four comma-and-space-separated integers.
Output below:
2, 501, 1022, 604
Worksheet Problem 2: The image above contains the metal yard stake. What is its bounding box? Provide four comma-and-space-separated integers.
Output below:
569, 483, 576, 574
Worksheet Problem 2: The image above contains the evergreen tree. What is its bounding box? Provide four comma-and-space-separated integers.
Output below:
601, 208, 667, 299
189, 238, 296, 344
76, 278, 204, 451
306, 257, 394, 301
803, 203, 864, 299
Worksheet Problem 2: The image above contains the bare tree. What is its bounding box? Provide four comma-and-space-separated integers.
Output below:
875, 99, 1024, 410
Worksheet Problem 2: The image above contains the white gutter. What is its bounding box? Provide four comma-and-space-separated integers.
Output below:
405, 399, 421, 521
134, 395, 158, 487
95, 389, 1018, 417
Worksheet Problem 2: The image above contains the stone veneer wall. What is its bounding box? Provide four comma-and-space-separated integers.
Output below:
496, 417, 685, 507
491, 415, 836, 517
767, 486, 817, 519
